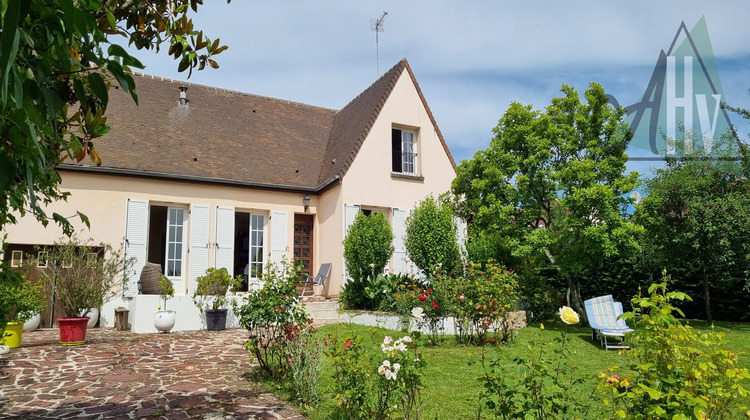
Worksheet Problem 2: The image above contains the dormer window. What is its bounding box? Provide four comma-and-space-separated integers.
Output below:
392, 127, 418, 175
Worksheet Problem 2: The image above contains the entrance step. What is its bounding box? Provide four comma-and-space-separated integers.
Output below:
303, 299, 342, 327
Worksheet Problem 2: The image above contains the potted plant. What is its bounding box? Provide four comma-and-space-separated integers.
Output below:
34, 235, 133, 345
154, 276, 176, 333
192, 267, 242, 331
0, 266, 46, 350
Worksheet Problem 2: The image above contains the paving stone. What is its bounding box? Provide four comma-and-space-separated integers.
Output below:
0, 328, 304, 419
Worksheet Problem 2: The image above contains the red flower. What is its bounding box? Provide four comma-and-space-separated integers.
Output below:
418, 295, 427, 301
428, 288, 433, 294
431, 301, 439, 309
344, 340, 352, 348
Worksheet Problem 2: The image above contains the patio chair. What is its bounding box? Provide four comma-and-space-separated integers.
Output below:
301, 263, 331, 297
584, 295, 633, 350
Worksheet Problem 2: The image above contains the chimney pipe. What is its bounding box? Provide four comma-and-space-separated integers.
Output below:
179, 86, 189, 106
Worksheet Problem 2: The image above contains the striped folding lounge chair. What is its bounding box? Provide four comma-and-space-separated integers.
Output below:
584, 295, 633, 350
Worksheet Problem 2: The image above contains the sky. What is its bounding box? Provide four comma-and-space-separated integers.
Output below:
126, 1, 750, 176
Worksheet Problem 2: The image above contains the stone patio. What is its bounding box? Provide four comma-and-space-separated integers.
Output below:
0, 328, 305, 419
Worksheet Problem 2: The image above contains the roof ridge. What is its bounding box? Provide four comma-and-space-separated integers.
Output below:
130, 72, 336, 112
317, 59, 408, 184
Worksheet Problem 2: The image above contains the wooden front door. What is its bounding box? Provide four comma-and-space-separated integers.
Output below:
293, 214, 314, 279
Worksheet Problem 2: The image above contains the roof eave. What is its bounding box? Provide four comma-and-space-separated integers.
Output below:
59, 165, 339, 194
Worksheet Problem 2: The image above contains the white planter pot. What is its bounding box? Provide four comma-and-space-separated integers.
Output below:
154, 310, 176, 333
79, 308, 99, 328
23, 313, 42, 332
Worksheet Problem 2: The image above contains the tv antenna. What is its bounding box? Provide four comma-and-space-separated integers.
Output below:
371, 11, 388, 77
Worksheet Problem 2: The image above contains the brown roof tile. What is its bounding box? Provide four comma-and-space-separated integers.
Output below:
61, 59, 454, 192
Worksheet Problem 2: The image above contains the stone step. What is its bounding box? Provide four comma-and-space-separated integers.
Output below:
303, 299, 342, 326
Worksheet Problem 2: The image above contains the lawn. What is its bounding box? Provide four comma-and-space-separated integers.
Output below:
259, 319, 750, 419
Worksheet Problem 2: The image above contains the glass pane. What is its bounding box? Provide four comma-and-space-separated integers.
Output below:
302, 225, 309, 235
294, 249, 300, 257
302, 237, 309, 246
294, 237, 300, 246
294, 225, 301, 233
174, 261, 181, 276
169, 228, 176, 242
175, 243, 182, 257
302, 249, 309, 258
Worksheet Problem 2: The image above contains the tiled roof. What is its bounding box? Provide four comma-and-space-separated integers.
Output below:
60, 59, 455, 192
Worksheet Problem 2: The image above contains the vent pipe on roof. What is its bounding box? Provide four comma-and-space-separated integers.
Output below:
179, 86, 189, 106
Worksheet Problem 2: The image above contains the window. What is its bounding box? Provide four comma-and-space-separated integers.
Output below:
248, 214, 265, 280
10, 250, 23, 268
165, 208, 186, 277
392, 128, 417, 175
37, 251, 48, 268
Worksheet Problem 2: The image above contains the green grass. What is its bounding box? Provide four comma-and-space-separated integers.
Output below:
258, 319, 750, 419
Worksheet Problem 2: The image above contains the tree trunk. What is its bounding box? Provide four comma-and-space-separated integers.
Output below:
703, 268, 712, 323
565, 273, 587, 324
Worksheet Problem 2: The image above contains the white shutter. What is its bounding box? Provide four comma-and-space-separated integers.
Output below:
215, 206, 235, 275
343, 204, 361, 238
270, 211, 288, 267
392, 208, 409, 275
188, 204, 210, 295
124, 199, 148, 296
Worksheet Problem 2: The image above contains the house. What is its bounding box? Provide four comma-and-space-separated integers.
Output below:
2, 59, 457, 332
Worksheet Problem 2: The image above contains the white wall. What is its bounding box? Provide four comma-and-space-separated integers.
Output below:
101, 294, 246, 333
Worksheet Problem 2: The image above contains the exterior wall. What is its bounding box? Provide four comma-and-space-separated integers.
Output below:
342, 72, 456, 210
316, 184, 345, 296
3, 171, 313, 296
340, 70, 456, 277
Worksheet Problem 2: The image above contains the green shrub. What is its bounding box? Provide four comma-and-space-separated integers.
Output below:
442, 259, 520, 345
237, 261, 309, 379
476, 307, 589, 418
405, 195, 459, 276
598, 275, 750, 419
343, 212, 393, 283
192, 267, 242, 312
158, 275, 175, 311
341, 212, 393, 310
328, 328, 426, 420
287, 327, 324, 408
32, 235, 133, 319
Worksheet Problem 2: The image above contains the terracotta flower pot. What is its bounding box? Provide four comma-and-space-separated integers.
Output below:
58, 317, 89, 346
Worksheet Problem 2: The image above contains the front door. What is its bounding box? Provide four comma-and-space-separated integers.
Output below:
293, 214, 313, 279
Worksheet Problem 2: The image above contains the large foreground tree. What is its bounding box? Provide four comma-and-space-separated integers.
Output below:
452, 83, 641, 317
0, 0, 229, 235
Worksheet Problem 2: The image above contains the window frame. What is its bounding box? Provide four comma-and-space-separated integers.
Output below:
165, 206, 187, 279
392, 127, 419, 176
248, 213, 266, 282
10, 250, 23, 268
37, 251, 48, 268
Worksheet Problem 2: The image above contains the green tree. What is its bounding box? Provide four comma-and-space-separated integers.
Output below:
0, 0, 229, 235
343, 212, 394, 282
405, 195, 459, 275
452, 83, 641, 318
635, 159, 750, 322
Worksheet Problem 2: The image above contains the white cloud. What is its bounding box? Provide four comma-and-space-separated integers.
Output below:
126, 1, 750, 164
